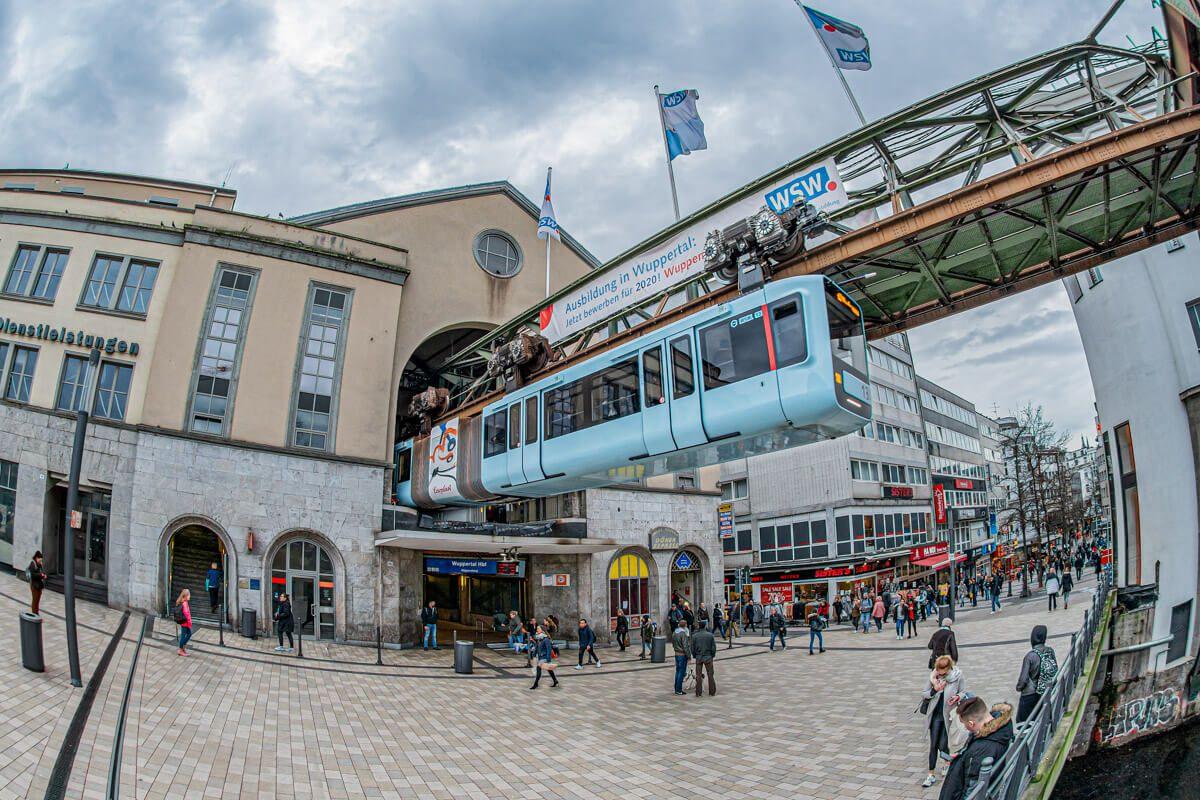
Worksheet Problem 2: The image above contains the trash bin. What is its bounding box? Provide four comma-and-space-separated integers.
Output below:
240, 608, 257, 639
937, 604, 953, 624
651, 635, 667, 663
454, 639, 474, 674
20, 612, 44, 673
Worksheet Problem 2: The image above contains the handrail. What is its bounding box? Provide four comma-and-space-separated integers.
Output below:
105, 614, 151, 800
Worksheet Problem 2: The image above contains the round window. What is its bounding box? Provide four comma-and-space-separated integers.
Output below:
473, 231, 522, 278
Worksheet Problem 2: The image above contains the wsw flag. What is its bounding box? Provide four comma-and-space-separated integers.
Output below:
800, 4, 872, 71
537, 168, 559, 240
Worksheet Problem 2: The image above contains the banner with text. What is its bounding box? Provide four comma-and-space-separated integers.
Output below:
538, 157, 848, 343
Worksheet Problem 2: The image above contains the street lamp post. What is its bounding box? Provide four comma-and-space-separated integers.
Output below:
63, 348, 102, 688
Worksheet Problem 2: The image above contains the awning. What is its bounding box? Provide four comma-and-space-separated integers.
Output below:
910, 552, 967, 570
376, 529, 622, 555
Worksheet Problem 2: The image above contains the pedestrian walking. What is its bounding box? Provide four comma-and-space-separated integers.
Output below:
850, 598, 862, 631
615, 609, 629, 651
529, 627, 560, 689
420, 600, 439, 650
711, 603, 726, 639
807, 606, 826, 655
1061, 570, 1074, 609
272, 593, 295, 651
768, 607, 788, 650
506, 610, 524, 651
872, 594, 885, 632
681, 602, 695, 631
990, 573, 1003, 614
576, 618, 601, 669
1015, 625, 1058, 723
905, 595, 918, 639
894, 594, 907, 639
833, 595, 844, 625
920, 655, 968, 789
173, 589, 193, 657
204, 561, 222, 613
938, 696, 1014, 800
696, 602, 710, 632
927, 618, 959, 668
26, 550, 46, 615
859, 595, 872, 633
640, 614, 657, 660
1045, 569, 1060, 612
690, 621, 717, 696
671, 618, 691, 695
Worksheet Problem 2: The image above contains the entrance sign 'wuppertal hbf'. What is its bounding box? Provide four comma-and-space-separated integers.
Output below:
800, 4, 872, 71
537, 155, 849, 342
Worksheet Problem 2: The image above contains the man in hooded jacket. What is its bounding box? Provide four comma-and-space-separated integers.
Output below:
1015, 624, 1055, 722
939, 695, 1014, 800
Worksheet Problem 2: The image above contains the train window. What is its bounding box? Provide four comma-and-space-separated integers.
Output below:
770, 296, 807, 368
699, 312, 770, 389
545, 379, 585, 439
670, 336, 694, 399
396, 448, 411, 483
524, 396, 538, 445
484, 410, 507, 457
642, 346, 664, 407
508, 404, 521, 449
591, 358, 639, 423
826, 282, 866, 370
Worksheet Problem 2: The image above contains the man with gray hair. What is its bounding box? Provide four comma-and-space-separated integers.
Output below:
689, 621, 718, 697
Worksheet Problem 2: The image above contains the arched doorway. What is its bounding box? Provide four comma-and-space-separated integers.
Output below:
608, 549, 652, 628
166, 523, 227, 624
396, 323, 494, 441
670, 548, 704, 606
269, 537, 337, 640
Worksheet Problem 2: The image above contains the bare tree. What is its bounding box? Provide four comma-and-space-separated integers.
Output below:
1000, 405, 1069, 596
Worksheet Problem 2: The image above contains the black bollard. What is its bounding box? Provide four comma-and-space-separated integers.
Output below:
297, 626, 304, 658
376, 625, 383, 666
218, 611, 225, 647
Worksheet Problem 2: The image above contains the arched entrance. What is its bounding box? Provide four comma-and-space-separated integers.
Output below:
165, 523, 228, 625
269, 537, 338, 640
608, 549, 652, 627
396, 323, 494, 441
670, 547, 705, 606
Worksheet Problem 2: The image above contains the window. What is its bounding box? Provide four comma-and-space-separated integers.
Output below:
720, 478, 748, 501
1085, 267, 1103, 287
1114, 423, 1141, 584
1187, 299, 1200, 349
770, 296, 807, 367
850, 459, 879, 481
873, 383, 919, 414
676, 474, 695, 490
57, 354, 91, 412
473, 231, 522, 277
736, 527, 752, 552
293, 286, 350, 450
670, 336, 694, 398
3, 346, 37, 402
868, 346, 913, 379
484, 410, 507, 457
609, 552, 650, 623
396, 448, 412, 483
544, 358, 640, 440
881, 463, 905, 483
80, 253, 160, 315
189, 267, 256, 435
93, 362, 132, 421
147, 195, 180, 207
642, 346, 664, 407
835, 515, 851, 556
3, 244, 70, 301
0, 458, 15, 566
875, 421, 897, 443
1168, 600, 1191, 662
906, 466, 928, 485
508, 404, 521, 450
920, 389, 977, 426
925, 421, 982, 454
699, 311, 770, 389
929, 456, 988, 479
1065, 274, 1083, 303
524, 396, 538, 445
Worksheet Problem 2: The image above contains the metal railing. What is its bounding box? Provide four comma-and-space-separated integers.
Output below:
963, 571, 1113, 800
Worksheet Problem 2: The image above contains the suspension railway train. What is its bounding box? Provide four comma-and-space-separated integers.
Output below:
394, 275, 871, 509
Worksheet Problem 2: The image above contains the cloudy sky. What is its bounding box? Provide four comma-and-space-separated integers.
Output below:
0, 0, 1162, 441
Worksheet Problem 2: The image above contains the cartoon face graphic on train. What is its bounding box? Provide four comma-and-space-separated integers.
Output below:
427, 418, 460, 501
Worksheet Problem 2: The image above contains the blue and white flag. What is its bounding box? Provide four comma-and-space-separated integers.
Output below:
537, 167, 559, 240
660, 89, 707, 160
801, 4, 871, 71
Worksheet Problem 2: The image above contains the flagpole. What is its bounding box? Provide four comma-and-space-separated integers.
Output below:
544, 167, 553, 297
653, 85, 682, 221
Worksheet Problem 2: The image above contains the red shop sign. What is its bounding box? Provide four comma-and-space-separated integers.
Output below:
954, 478, 973, 490
759, 583, 793, 602
910, 541, 949, 561
933, 485, 947, 524
883, 485, 914, 498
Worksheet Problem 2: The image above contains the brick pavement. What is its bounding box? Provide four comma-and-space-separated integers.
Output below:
0, 571, 1098, 799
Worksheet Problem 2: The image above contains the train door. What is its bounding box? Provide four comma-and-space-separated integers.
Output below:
639, 342, 676, 455
696, 304, 786, 438
521, 394, 545, 481
505, 402, 528, 485
667, 334, 707, 448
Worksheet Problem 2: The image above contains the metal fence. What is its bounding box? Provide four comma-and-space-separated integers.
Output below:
964, 572, 1112, 800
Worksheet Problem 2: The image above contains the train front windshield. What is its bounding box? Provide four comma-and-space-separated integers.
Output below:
825, 282, 867, 373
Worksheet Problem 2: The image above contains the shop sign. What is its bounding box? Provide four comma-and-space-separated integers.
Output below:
933, 485, 947, 524
954, 478, 974, 490
910, 541, 948, 561
650, 527, 680, 550
746, 559, 894, 584
882, 485, 914, 499
672, 550, 697, 571
979, 542, 995, 555
759, 583, 793, 603
956, 508, 976, 520
717, 503, 733, 539
541, 573, 570, 587
0, 318, 141, 356
424, 557, 526, 577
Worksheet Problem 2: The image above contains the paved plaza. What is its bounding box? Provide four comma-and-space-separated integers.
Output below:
0, 572, 1097, 800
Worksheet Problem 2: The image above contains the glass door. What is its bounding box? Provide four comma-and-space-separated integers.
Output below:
290, 575, 317, 636
72, 490, 110, 585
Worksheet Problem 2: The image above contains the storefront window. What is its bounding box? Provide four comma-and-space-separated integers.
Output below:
0, 459, 15, 567
609, 552, 650, 624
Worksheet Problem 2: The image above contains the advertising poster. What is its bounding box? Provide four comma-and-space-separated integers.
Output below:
427, 417, 465, 504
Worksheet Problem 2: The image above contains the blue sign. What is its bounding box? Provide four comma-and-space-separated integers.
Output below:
249, 578, 260, 590
764, 165, 838, 214
424, 557, 526, 578
673, 551, 696, 571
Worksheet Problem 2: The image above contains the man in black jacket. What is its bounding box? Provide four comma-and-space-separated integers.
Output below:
420, 601, 439, 650
927, 618, 959, 668
939, 696, 1013, 800
689, 621, 717, 697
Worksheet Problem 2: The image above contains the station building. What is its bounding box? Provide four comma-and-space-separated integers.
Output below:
0, 168, 724, 643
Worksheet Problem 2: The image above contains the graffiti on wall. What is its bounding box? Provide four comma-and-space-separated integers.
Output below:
1100, 689, 1182, 744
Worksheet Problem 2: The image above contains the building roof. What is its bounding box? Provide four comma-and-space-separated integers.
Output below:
0, 167, 236, 198
288, 180, 600, 268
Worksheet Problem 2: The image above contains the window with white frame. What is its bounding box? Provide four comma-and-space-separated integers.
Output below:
3, 244, 70, 301
929, 455, 988, 479
0, 343, 38, 403
868, 346, 914, 379
919, 389, 977, 426
292, 285, 351, 450
850, 459, 879, 481
925, 421, 982, 453
79, 253, 161, 315
720, 478, 748, 501
873, 382, 919, 413
189, 267, 256, 435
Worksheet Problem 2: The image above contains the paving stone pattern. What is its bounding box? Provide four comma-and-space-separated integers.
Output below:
0, 572, 1096, 799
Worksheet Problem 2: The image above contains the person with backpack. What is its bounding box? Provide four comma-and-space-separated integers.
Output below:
274, 592, 295, 652
174, 588, 193, 657
768, 607, 788, 651
27, 551, 46, 615
615, 609, 629, 651
1045, 569, 1061, 612
639, 614, 657, 659
575, 618, 600, 669
205, 561, 222, 613
1061, 569, 1074, 609
529, 627, 560, 689
1015, 624, 1058, 723
807, 606, 826, 655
